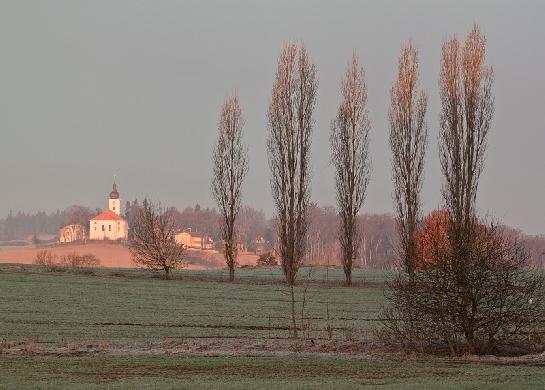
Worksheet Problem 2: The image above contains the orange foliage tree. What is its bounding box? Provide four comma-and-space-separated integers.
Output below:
415, 210, 450, 267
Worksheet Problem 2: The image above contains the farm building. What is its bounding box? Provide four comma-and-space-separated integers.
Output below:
175, 230, 214, 250
59, 224, 86, 243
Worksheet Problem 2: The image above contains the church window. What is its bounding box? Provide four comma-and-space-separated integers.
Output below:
102, 225, 105, 232
109, 225, 111, 232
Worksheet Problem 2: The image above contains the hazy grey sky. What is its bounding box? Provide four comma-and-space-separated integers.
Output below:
1, 0, 544, 234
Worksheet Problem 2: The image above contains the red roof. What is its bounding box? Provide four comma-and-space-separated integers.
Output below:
90, 210, 126, 222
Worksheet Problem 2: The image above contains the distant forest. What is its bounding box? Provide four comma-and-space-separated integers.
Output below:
1, 203, 544, 269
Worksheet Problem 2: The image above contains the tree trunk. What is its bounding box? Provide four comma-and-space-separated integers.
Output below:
290, 285, 298, 338
344, 267, 352, 286
226, 246, 235, 282
164, 266, 171, 280
344, 242, 353, 286
229, 265, 235, 282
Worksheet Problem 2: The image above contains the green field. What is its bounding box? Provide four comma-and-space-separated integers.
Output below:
1, 264, 543, 389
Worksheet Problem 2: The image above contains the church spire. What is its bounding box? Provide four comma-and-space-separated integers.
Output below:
110, 176, 119, 199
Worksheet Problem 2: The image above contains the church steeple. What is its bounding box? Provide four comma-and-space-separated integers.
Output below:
108, 177, 121, 215
110, 181, 119, 199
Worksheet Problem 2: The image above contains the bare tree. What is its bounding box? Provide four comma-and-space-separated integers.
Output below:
330, 53, 371, 286
389, 42, 428, 276
129, 200, 186, 279
382, 25, 503, 357
437, 23, 495, 355
267, 42, 318, 336
439, 24, 494, 256
211, 92, 249, 282
63, 205, 94, 234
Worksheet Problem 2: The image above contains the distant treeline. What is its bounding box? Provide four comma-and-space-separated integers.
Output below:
1, 202, 544, 269
0, 209, 65, 240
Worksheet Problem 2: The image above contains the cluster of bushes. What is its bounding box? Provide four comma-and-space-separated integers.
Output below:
382, 221, 545, 356
34, 249, 100, 271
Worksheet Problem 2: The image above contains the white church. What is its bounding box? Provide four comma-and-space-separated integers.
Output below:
89, 182, 128, 241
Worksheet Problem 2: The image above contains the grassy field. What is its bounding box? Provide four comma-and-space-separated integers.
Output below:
1, 264, 543, 389
2, 354, 545, 389
0, 264, 386, 343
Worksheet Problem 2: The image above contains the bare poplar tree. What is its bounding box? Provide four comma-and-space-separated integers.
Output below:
383, 25, 498, 357
267, 42, 317, 336
211, 91, 249, 282
438, 24, 495, 354
129, 200, 186, 279
331, 53, 371, 286
389, 42, 428, 276
439, 24, 494, 259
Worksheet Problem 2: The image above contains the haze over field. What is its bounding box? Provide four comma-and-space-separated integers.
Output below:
0, 0, 543, 234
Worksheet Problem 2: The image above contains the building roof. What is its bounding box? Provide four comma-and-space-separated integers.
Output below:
90, 210, 126, 222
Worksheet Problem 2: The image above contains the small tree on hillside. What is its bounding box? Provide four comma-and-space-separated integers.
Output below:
129, 200, 186, 279
331, 53, 371, 286
211, 91, 249, 282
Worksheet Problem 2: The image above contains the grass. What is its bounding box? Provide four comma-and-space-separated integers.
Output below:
0, 265, 385, 343
1, 355, 544, 389
1, 264, 543, 389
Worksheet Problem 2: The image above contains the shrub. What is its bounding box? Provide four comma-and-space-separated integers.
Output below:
60, 252, 100, 268
382, 222, 545, 356
34, 249, 56, 266
34, 249, 63, 272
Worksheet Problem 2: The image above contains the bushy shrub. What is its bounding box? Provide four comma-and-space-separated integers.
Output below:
382, 222, 545, 356
34, 249, 63, 272
34, 249, 57, 266
34, 250, 100, 270
60, 252, 100, 268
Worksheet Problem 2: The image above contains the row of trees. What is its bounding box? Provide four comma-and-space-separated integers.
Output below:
204, 29, 447, 286
383, 25, 545, 355
0, 200, 407, 269
0, 206, 99, 241
207, 24, 545, 349
206, 38, 417, 333
22, 24, 537, 354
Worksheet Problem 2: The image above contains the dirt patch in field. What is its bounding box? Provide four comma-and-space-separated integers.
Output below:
2, 337, 545, 368
0, 243, 258, 269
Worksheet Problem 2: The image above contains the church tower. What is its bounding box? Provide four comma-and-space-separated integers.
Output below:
108, 181, 121, 215
89, 179, 128, 241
